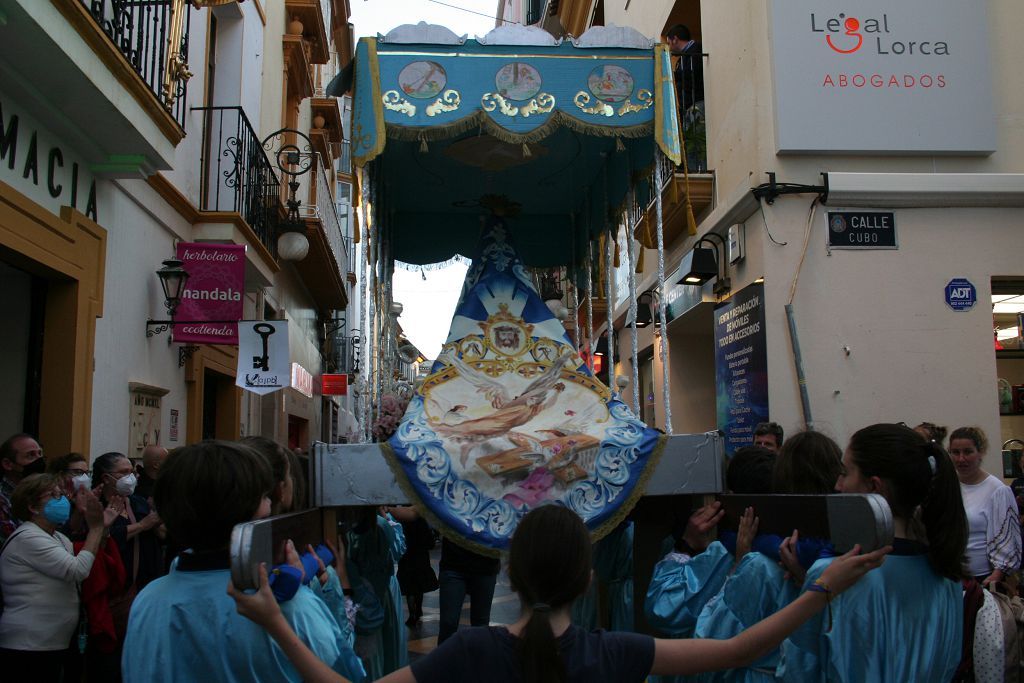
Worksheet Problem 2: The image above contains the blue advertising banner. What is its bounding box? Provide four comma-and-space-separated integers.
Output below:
714, 283, 769, 455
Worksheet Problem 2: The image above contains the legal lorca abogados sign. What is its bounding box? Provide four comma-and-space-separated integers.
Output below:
769, 0, 994, 154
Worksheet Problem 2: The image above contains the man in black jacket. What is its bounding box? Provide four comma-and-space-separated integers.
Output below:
666, 24, 704, 110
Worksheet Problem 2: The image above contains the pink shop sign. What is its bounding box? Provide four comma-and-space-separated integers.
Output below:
173, 242, 245, 345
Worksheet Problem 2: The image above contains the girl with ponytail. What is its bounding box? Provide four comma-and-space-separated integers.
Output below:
778, 423, 968, 682
230, 505, 887, 683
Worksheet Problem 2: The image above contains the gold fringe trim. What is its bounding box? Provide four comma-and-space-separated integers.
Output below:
380, 433, 670, 557
384, 109, 653, 146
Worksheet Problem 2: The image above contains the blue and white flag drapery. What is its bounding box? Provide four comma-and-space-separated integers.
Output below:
387, 217, 664, 554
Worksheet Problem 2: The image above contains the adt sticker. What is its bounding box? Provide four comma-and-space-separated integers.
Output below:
945, 278, 976, 311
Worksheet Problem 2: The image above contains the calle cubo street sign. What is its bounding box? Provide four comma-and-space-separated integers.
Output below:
826, 210, 897, 249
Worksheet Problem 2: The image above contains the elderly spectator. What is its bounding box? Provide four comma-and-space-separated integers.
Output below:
0, 434, 46, 543
0, 473, 110, 681
135, 446, 167, 500
92, 452, 164, 644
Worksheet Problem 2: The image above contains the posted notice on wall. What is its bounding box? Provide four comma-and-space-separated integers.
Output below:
714, 283, 769, 455
173, 242, 245, 345
237, 320, 290, 395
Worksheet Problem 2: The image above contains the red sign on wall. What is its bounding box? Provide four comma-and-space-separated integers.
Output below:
322, 374, 349, 396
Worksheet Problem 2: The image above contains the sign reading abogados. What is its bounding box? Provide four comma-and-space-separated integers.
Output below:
173, 242, 245, 344
769, 0, 994, 154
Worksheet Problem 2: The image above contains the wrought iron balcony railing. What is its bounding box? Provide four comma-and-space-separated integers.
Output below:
80, 0, 192, 128
306, 153, 349, 277
194, 106, 281, 259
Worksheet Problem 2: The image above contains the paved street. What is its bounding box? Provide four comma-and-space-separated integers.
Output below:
405, 546, 519, 663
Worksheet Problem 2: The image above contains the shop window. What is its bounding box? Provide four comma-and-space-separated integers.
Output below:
993, 286, 1024, 354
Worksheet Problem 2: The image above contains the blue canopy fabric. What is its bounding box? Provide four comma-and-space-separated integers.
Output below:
386, 218, 665, 554
352, 36, 681, 267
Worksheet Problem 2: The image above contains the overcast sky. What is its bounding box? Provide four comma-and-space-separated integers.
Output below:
349, 1, 498, 360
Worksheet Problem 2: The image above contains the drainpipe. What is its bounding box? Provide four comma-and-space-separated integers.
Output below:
785, 303, 813, 431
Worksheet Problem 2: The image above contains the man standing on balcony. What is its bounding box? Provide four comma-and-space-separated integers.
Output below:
666, 24, 706, 172
666, 24, 704, 111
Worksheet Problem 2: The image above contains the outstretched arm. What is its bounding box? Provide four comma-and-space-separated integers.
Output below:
650, 544, 889, 676
228, 563, 351, 683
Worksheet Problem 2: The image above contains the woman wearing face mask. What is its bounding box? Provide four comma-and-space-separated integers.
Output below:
0, 473, 109, 681
92, 452, 164, 648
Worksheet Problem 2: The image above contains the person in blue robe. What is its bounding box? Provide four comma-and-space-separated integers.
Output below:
121, 440, 362, 683
347, 508, 407, 678
777, 424, 967, 681
691, 430, 842, 682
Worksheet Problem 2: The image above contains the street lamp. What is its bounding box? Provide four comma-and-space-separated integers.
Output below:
156, 258, 190, 317
263, 128, 315, 262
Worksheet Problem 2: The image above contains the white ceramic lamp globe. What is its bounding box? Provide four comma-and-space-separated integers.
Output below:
278, 231, 310, 261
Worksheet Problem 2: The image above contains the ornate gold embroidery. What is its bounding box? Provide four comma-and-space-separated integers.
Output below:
617, 89, 654, 116
481, 93, 519, 117
382, 90, 416, 117
425, 90, 462, 117
520, 93, 556, 118
573, 92, 613, 117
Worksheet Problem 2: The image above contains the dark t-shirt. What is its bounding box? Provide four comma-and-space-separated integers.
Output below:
439, 537, 500, 575
410, 625, 655, 683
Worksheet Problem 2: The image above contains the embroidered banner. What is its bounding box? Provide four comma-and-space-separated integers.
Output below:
387, 218, 664, 553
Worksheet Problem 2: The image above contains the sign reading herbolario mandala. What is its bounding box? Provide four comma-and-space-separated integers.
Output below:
768, 0, 995, 154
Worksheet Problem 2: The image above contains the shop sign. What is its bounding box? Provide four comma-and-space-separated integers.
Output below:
714, 283, 769, 455
174, 242, 246, 344
322, 373, 349, 396
945, 278, 976, 311
169, 409, 179, 442
826, 211, 897, 249
237, 320, 290, 394
0, 93, 99, 221
769, 0, 994, 153
291, 363, 314, 398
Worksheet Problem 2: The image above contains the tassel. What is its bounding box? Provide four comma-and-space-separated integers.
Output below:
421, 267, 426, 281
522, 143, 532, 158
615, 137, 625, 152
686, 197, 698, 236
636, 244, 645, 273
613, 239, 621, 268
419, 136, 428, 153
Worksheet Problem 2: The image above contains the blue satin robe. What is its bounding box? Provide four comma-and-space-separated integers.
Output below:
645, 541, 733, 683
122, 564, 362, 682
347, 515, 407, 679
777, 550, 963, 682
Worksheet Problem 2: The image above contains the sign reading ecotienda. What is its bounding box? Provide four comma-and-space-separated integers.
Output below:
769, 0, 994, 154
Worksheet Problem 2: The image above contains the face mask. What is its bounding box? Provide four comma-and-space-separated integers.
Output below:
72, 474, 92, 491
43, 496, 71, 525
22, 458, 46, 476
114, 473, 137, 496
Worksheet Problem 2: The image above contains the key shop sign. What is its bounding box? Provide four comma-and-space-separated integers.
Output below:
237, 320, 290, 394
768, 0, 994, 154
174, 242, 245, 344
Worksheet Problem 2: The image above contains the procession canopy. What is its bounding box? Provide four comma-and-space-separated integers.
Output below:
352, 22, 682, 267
387, 217, 665, 554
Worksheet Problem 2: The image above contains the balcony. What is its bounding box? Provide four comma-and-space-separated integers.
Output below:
194, 106, 282, 273
633, 147, 714, 251
285, 0, 331, 64
4, 0, 193, 174
298, 153, 350, 309
330, 333, 360, 375
337, 140, 352, 178
310, 97, 345, 164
